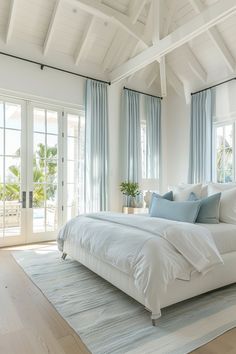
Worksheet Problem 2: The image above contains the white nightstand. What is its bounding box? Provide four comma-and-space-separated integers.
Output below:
122, 207, 149, 214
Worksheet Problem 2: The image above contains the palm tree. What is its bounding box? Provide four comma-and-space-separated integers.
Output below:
3, 143, 57, 205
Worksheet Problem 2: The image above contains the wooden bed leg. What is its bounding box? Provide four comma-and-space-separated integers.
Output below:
151, 313, 161, 326
61, 252, 67, 260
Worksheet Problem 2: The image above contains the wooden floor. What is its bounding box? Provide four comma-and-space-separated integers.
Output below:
0, 244, 236, 354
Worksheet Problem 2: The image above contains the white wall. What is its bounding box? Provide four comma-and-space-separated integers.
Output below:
1, 54, 192, 208
0, 55, 124, 209
162, 86, 190, 190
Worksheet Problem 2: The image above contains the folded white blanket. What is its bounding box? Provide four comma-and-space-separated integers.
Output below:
58, 212, 223, 317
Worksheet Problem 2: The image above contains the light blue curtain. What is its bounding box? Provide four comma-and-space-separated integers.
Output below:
85, 79, 108, 212
188, 89, 212, 183
121, 89, 141, 183
145, 96, 161, 179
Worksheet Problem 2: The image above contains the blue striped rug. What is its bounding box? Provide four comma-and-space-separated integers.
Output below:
13, 246, 236, 354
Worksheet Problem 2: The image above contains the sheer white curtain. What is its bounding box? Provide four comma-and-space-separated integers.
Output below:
121, 89, 141, 183
84, 79, 109, 212
188, 89, 213, 183
145, 95, 161, 179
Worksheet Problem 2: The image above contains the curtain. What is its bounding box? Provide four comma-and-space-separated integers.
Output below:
145, 95, 161, 179
188, 89, 212, 184
121, 89, 141, 183
85, 79, 108, 212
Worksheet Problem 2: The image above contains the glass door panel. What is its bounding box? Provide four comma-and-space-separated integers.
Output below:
29, 107, 59, 240
0, 99, 26, 246
64, 113, 85, 222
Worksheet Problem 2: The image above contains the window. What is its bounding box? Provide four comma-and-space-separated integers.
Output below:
65, 112, 85, 221
141, 120, 147, 179
214, 123, 235, 182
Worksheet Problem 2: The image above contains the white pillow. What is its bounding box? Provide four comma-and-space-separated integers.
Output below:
173, 183, 202, 202
208, 185, 236, 224
208, 183, 236, 195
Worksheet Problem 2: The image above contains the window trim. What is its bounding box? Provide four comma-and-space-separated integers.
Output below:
213, 119, 236, 182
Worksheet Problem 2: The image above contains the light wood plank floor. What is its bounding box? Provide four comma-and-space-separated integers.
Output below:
0, 243, 236, 354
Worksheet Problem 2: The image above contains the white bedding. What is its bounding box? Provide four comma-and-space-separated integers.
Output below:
201, 223, 236, 254
58, 212, 222, 317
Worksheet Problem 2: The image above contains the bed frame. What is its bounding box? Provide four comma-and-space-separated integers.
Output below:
62, 242, 236, 326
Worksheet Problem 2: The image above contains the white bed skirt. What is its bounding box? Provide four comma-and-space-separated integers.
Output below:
63, 242, 236, 316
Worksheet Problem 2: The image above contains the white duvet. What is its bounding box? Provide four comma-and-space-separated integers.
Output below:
58, 212, 223, 317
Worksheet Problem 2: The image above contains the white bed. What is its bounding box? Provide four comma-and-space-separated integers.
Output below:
58, 213, 236, 325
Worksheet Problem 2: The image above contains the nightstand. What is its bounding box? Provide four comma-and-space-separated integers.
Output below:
122, 207, 149, 214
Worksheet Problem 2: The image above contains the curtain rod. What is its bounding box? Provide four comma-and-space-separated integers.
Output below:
123, 86, 163, 100
0, 51, 111, 85
191, 77, 236, 95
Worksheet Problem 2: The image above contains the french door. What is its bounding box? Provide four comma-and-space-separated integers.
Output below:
0, 96, 84, 247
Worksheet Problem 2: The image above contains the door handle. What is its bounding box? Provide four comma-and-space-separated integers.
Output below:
29, 191, 33, 208
21, 191, 26, 208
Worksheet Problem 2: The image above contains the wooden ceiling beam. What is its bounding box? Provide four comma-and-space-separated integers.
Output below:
110, 0, 236, 83
43, 0, 61, 55
74, 16, 95, 65
189, 0, 235, 72
129, 0, 147, 25
5, 0, 17, 43
66, 0, 149, 46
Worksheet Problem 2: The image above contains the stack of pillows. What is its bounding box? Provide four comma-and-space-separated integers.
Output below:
149, 183, 236, 224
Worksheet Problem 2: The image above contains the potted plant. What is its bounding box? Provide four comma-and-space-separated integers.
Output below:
120, 181, 141, 207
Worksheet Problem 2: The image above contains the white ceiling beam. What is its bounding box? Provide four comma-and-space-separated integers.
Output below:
74, 16, 95, 65
166, 64, 185, 97
162, 0, 177, 37
189, 0, 235, 72
103, 30, 124, 72
152, 0, 160, 44
110, 0, 236, 83
129, 0, 147, 25
160, 57, 167, 96
43, 0, 61, 55
67, 0, 149, 46
5, 0, 17, 43
182, 45, 207, 82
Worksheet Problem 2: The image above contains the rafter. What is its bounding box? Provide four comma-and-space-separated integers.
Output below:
129, 0, 147, 24
5, 0, 17, 43
182, 45, 207, 82
166, 64, 185, 97
110, 0, 236, 83
43, 0, 61, 55
160, 57, 167, 96
189, 0, 235, 72
74, 16, 95, 65
66, 0, 149, 46
152, 0, 160, 45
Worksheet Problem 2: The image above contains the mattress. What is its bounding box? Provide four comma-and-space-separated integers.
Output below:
200, 223, 236, 255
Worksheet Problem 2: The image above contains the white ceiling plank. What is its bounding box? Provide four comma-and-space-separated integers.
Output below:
110, 0, 236, 83
152, 0, 160, 45
129, 0, 147, 24
189, 0, 235, 72
146, 63, 158, 88
182, 45, 207, 82
74, 16, 95, 65
166, 64, 185, 97
43, 0, 61, 55
206, 27, 235, 72
66, 0, 149, 46
5, 0, 17, 43
162, 0, 177, 37
102, 30, 124, 72
160, 57, 167, 96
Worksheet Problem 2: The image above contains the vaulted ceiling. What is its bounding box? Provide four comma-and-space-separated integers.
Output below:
0, 0, 236, 100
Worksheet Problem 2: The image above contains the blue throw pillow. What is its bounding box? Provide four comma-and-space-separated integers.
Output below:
149, 191, 173, 211
150, 197, 201, 223
187, 192, 221, 224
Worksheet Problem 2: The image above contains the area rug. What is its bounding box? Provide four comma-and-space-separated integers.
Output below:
13, 245, 236, 354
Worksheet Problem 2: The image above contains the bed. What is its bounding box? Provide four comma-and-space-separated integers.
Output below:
57, 212, 236, 325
